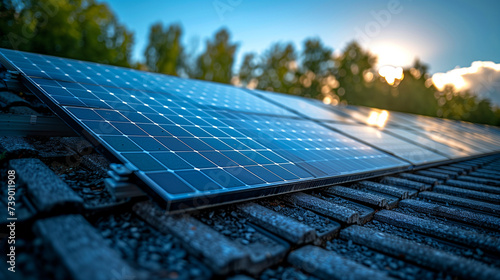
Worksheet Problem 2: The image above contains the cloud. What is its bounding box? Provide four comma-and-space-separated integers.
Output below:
432, 61, 500, 106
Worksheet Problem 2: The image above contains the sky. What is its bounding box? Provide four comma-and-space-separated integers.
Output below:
104, 0, 500, 73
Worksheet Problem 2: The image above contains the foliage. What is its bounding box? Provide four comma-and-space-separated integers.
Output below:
0, 0, 133, 67
238, 52, 257, 88
253, 42, 299, 94
144, 23, 183, 76
333, 41, 377, 106
193, 28, 237, 84
298, 38, 335, 99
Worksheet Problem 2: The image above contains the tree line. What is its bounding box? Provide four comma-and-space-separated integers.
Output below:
1, 0, 499, 125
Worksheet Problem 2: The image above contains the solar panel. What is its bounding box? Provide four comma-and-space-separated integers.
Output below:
257, 98, 476, 161
381, 127, 470, 159
400, 116, 500, 154
0, 48, 411, 211
421, 128, 496, 154
333, 105, 418, 127
437, 122, 500, 153
0, 48, 298, 117
327, 105, 500, 155
324, 123, 449, 165
251, 90, 357, 123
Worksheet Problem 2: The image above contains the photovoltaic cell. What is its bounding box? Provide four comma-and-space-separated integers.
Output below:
0, 48, 412, 211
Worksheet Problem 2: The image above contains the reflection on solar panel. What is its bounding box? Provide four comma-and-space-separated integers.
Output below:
0, 48, 413, 211
324, 123, 449, 165
392, 114, 500, 154
336, 106, 421, 128
252, 90, 357, 123
381, 127, 469, 159
330, 105, 500, 156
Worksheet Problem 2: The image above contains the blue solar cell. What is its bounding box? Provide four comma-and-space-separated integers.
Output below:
100, 136, 142, 152
52, 95, 86, 107
224, 167, 266, 185
245, 165, 285, 183
201, 169, 245, 188
180, 138, 214, 151
221, 151, 258, 166
122, 153, 166, 172
129, 136, 167, 152
156, 137, 192, 151
200, 151, 239, 167
68, 107, 103, 121
175, 170, 221, 191
112, 123, 148, 136
177, 152, 217, 168
145, 172, 195, 195
150, 152, 192, 170
82, 120, 121, 135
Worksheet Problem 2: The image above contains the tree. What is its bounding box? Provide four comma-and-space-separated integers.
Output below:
302, 38, 334, 76
387, 59, 438, 116
194, 28, 237, 84
334, 41, 378, 105
238, 53, 258, 88
0, 0, 21, 48
298, 38, 335, 99
436, 86, 499, 125
256, 42, 299, 94
0, 0, 133, 67
144, 23, 183, 75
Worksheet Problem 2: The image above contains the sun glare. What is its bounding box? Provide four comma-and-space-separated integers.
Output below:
367, 110, 389, 128
378, 65, 404, 85
371, 43, 415, 68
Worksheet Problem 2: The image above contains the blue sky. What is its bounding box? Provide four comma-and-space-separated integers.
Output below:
104, 0, 500, 73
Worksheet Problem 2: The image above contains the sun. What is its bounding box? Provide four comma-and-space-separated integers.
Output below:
370, 43, 415, 69
378, 65, 404, 85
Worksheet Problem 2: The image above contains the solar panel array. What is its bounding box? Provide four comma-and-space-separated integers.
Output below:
1, 48, 499, 211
